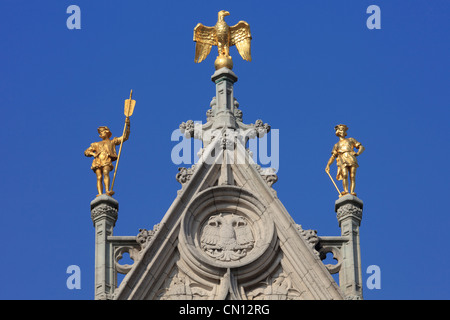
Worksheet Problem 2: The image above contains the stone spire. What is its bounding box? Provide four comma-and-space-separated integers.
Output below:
179, 67, 270, 156
178, 66, 273, 189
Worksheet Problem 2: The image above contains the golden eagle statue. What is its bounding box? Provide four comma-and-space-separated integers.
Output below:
194, 10, 252, 70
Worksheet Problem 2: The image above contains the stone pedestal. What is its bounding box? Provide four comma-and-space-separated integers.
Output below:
91, 195, 118, 300
335, 194, 363, 300
211, 67, 238, 130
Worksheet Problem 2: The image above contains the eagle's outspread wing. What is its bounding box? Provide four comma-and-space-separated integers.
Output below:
193, 23, 217, 63
200, 215, 222, 248
230, 21, 252, 61
232, 216, 254, 248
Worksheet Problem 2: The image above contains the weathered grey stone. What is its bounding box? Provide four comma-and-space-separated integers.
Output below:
91, 195, 118, 300
90, 194, 118, 224
211, 67, 238, 83
91, 67, 367, 301
333, 194, 364, 300
335, 194, 363, 214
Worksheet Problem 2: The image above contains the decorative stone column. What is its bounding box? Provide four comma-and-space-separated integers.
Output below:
335, 194, 363, 300
211, 67, 238, 130
91, 195, 118, 300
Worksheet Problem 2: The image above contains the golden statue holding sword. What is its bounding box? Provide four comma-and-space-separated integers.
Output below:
325, 124, 365, 197
84, 90, 136, 197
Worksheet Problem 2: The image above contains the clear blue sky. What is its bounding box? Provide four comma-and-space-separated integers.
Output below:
0, 0, 449, 300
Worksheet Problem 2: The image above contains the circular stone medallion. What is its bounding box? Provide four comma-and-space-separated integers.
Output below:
180, 186, 275, 269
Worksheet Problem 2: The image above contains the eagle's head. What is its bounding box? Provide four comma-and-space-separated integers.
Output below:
218, 10, 230, 19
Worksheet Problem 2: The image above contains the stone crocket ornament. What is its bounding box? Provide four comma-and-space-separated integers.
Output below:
193, 10, 252, 70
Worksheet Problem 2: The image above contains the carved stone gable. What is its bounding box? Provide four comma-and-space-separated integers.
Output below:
112, 174, 344, 300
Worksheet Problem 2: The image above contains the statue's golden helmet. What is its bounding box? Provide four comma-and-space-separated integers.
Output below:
334, 124, 348, 137
97, 126, 112, 138
334, 124, 348, 131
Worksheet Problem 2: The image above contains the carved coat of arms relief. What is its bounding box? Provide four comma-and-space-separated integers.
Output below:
200, 213, 254, 261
